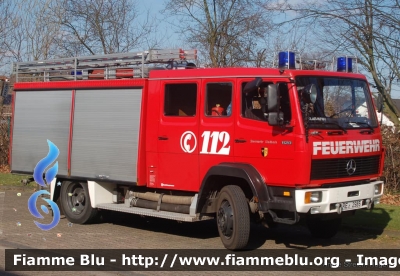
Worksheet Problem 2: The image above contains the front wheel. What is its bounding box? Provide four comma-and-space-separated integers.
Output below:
60, 181, 98, 224
216, 185, 250, 250
307, 218, 342, 239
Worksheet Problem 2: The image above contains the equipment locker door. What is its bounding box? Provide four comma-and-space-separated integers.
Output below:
157, 81, 200, 191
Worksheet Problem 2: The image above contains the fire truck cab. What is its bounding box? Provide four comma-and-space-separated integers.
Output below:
10, 50, 385, 250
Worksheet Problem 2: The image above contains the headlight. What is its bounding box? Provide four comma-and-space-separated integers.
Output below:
374, 183, 383, 195
305, 191, 322, 203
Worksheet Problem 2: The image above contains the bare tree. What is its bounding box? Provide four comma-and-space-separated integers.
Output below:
19, 0, 61, 61
1, 0, 163, 75
0, 0, 63, 76
163, 0, 272, 67
264, 0, 400, 121
52, 0, 162, 56
0, 0, 17, 68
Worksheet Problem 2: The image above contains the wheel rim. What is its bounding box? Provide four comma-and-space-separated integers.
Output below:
66, 183, 86, 215
217, 200, 233, 238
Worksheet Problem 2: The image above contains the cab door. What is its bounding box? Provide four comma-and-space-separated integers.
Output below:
157, 81, 200, 191
234, 79, 296, 186
198, 80, 235, 186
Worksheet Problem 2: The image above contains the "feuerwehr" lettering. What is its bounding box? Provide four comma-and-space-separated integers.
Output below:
313, 140, 380, 155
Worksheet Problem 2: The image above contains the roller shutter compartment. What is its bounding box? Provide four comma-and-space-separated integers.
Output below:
71, 89, 142, 182
11, 90, 71, 175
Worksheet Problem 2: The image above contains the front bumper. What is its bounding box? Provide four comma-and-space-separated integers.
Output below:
295, 180, 384, 214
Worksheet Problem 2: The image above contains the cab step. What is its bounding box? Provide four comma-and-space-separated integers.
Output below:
96, 203, 213, 222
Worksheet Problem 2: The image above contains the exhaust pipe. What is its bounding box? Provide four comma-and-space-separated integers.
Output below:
130, 198, 190, 214
131, 191, 193, 205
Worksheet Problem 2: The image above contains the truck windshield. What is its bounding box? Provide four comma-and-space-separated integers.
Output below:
296, 77, 378, 130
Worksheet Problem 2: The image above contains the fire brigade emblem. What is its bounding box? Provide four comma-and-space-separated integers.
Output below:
261, 147, 268, 157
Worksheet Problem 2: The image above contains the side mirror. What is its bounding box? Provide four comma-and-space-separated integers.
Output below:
243, 77, 262, 95
267, 83, 284, 126
267, 84, 279, 112
268, 112, 284, 126
377, 94, 383, 113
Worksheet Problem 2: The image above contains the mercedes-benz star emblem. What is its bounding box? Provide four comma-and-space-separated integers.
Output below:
346, 159, 356, 175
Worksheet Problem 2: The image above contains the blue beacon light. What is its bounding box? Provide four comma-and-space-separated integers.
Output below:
278, 51, 296, 69
337, 57, 353, 72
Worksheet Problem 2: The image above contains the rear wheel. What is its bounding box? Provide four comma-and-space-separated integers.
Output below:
307, 218, 342, 239
60, 181, 98, 224
216, 185, 250, 250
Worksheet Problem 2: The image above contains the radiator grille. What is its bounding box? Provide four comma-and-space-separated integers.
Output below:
311, 156, 380, 180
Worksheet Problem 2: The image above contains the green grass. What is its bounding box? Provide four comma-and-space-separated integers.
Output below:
0, 172, 34, 186
343, 204, 400, 231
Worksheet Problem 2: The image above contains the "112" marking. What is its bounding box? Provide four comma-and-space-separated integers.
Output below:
200, 131, 230, 155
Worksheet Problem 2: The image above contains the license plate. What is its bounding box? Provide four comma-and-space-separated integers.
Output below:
342, 200, 363, 211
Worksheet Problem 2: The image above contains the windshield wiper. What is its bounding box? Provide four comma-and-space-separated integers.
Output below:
349, 121, 375, 133
307, 118, 348, 133
323, 122, 347, 133
308, 120, 348, 133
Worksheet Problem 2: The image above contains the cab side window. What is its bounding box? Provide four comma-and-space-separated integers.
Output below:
241, 81, 292, 124
241, 82, 271, 121
205, 83, 232, 116
164, 83, 197, 116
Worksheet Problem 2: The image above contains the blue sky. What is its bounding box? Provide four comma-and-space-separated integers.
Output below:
140, 0, 165, 18
138, 0, 185, 47
136, 0, 400, 99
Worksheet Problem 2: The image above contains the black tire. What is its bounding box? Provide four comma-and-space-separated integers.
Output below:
60, 181, 98, 224
216, 185, 250, 250
307, 218, 342, 239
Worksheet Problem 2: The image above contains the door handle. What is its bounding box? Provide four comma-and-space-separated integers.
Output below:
158, 136, 169, 140
234, 139, 247, 143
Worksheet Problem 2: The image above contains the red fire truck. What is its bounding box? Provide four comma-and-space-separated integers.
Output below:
10, 49, 385, 250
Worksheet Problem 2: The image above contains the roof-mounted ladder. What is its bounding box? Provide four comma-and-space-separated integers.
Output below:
14, 48, 197, 82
